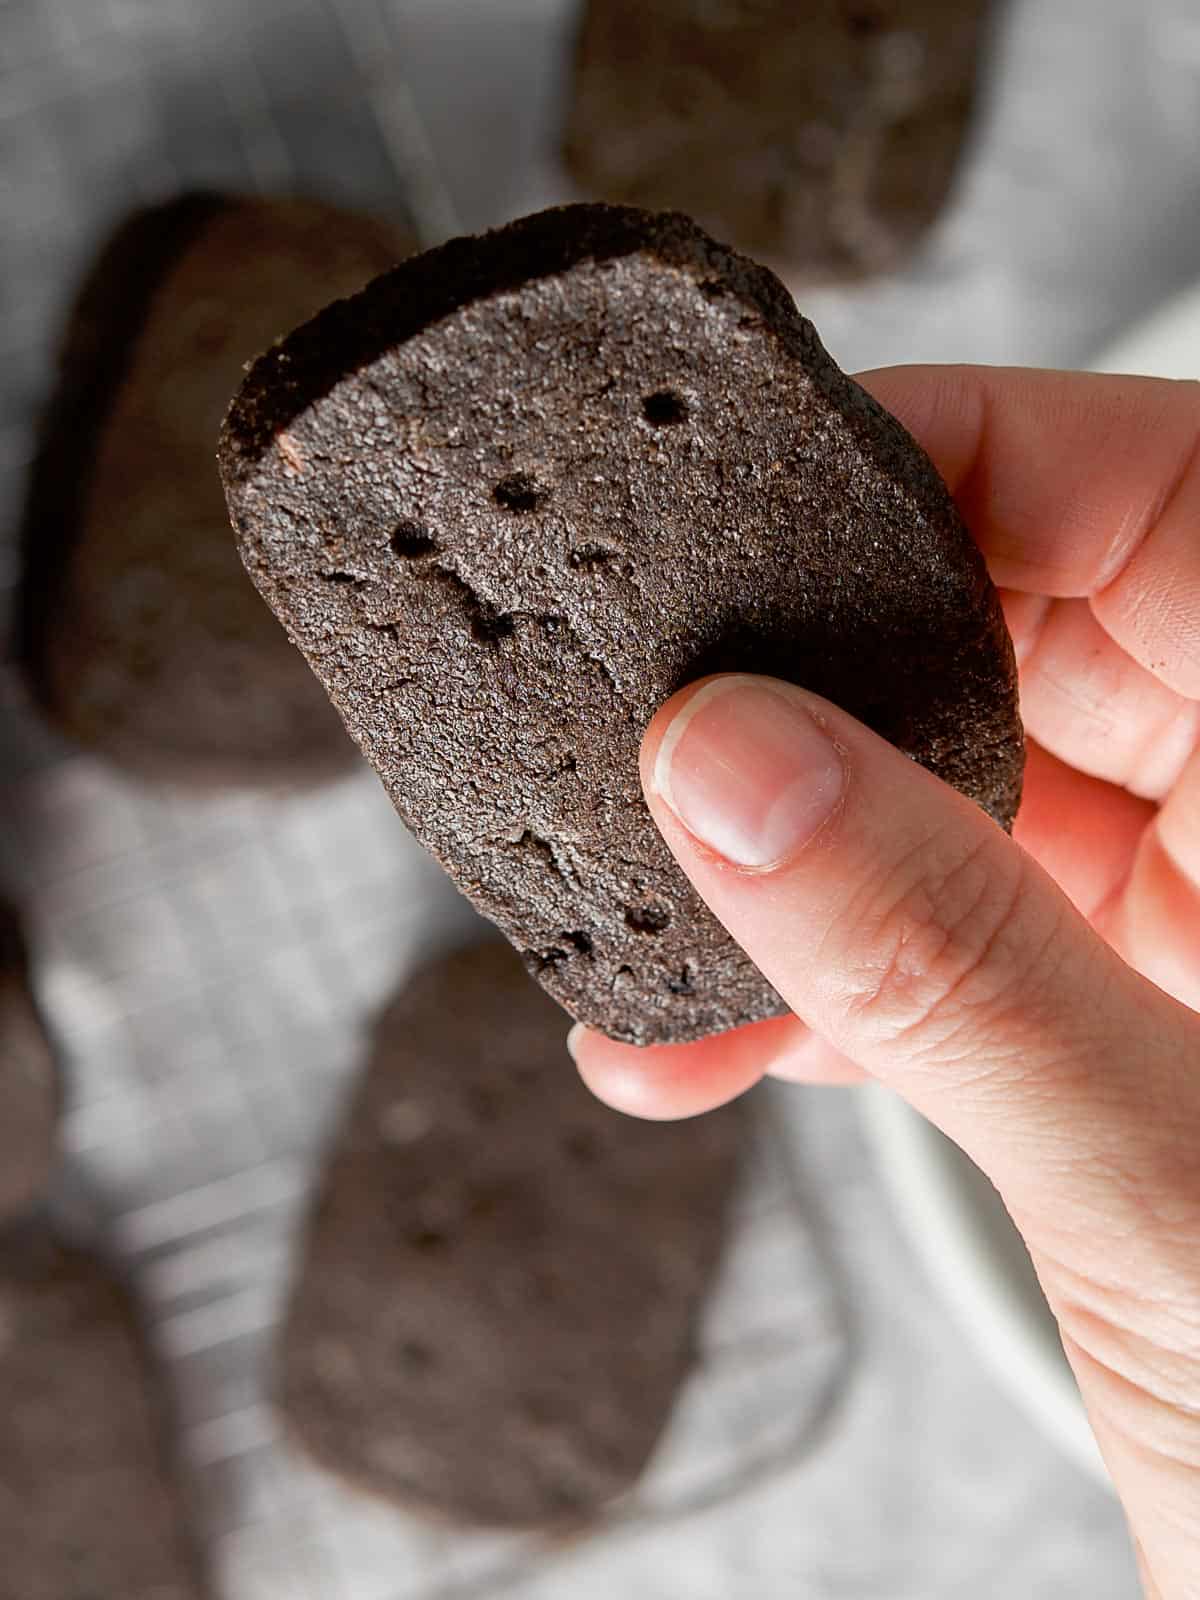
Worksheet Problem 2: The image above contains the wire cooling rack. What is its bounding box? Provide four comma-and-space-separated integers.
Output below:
0, 4, 856, 1594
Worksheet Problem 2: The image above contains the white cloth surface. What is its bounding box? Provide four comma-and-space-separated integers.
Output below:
5, 1, 1197, 1593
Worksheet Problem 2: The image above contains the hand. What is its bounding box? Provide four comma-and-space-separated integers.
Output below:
569, 367, 1200, 1598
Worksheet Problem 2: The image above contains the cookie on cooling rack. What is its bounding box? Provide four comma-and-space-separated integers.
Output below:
280, 940, 743, 1526
221, 203, 1022, 1045
0, 1225, 206, 1598
20, 193, 415, 784
562, 0, 991, 279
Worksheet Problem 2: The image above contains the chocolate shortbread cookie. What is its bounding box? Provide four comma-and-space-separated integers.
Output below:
280, 941, 742, 1526
0, 1227, 204, 1600
0, 904, 58, 1225
563, 0, 990, 279
221, 203, 1022, 1044
21, 193, 414, 782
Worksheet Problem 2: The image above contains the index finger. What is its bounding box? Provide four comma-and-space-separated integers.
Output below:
858, 365, 1200, 698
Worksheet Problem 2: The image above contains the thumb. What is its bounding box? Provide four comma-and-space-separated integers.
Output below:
640, 673, 1198, 1235
641, 672, 1200, 1587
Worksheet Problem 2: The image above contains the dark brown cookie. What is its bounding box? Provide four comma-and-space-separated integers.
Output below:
221, 203, 1022, 1045
563, 0, 990, 279
280, 941, 742, 1527
0, 904, 59, 1225
0, 1226, 204, 1600
20, 194, 415, 783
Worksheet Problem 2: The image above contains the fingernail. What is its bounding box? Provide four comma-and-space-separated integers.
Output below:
565, 1021, 586, 1062
653, 677, 844, 869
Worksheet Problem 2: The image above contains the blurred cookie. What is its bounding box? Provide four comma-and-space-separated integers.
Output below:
563, 0, 990, 279
0, 903, 58, 1224
21, 193, 415, 783
0, 1226, 204, 1600
280, 941, 742, 1526
221, 204, 1022, 1044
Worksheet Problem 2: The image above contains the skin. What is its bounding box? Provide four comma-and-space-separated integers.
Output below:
569, 368, 1200, 1597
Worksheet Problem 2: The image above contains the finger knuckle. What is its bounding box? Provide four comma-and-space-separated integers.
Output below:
838, 827, 1048, 1059
1048, 1243, 1200, 1474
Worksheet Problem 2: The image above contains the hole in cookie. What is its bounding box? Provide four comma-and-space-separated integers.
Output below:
569, 544, 613, 571
472, 611, 515, 646
524, 946, 568, 974
513, 830, 562, 875
391, 520, 438, 558
564, 930, 594, 957
398, 1339, 434, 1373
642, 389, 689, 426
321, 570, 361, 585
493, 472, 546, 512
409, 1227, 450, 1255
426, 563, 513, 646
563, 1129, 601, 1165
666, 963, 696, 996
624, 902, 672, 935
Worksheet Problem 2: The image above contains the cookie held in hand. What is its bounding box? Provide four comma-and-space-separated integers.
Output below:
221, 203, 1022, 1043
280, 941, 743, 1526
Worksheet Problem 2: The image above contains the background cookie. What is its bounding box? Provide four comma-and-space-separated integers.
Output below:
563, 0, 990, 279
0, 1226, 205, 1600
280, 941, 743, 1527
0, 903, 59, 1225
20, 194, 415, 784
222, 203, 1022, 1044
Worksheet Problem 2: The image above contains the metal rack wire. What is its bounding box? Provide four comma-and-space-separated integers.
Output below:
0, 4, 855, 1593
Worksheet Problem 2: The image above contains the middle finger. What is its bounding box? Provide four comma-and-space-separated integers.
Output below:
1004, 592, 1200, 800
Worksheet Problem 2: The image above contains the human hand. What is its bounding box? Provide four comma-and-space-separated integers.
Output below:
569, 367, 1200, 1597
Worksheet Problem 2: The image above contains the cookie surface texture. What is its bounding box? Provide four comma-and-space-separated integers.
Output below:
222, 203, 1022, 1043
564, 0, 990, 279
280, 941, 743, 1526
21, 194, 414, 782
0, 1229, 204, 1600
